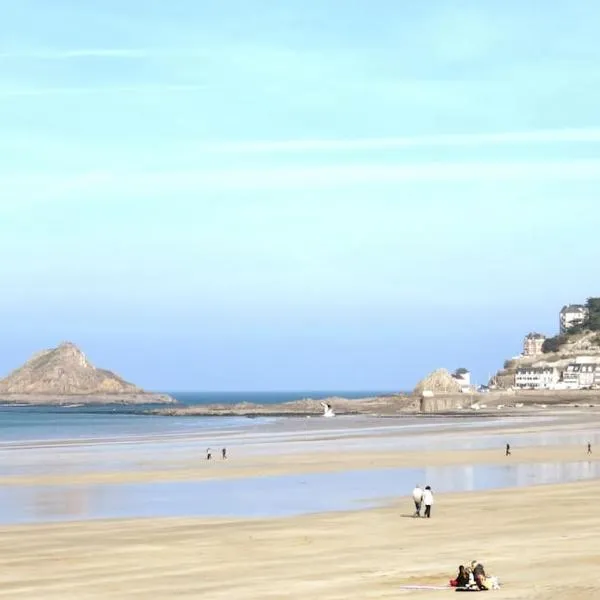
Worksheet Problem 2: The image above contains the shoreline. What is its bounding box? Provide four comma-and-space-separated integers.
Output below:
152, 390, 600, 417
0, 443, 597, 487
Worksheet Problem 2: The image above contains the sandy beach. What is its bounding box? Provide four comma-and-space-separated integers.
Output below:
0, 411, 598, 598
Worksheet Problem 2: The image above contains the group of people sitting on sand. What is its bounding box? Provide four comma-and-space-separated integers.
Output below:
450, 560, 500, 591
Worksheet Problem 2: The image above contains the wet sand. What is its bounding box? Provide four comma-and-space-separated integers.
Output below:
0, 444, 598, 487
0, 412, 598, 598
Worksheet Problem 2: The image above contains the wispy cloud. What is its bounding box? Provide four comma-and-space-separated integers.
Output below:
0, 84, 207, 97
200, 128, 600, 154
3, 159, 600, 197
0, 48, 207, 60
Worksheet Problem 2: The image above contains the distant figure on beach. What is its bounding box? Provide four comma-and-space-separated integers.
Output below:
423, 486, 433, 518
222, 447, 227, 460
588, 442, 592, 455
412, 484, 423, 517
206, 448, 212, 460
505, 443, 511, 456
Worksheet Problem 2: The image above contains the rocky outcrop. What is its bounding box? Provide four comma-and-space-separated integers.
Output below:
419, 394, 474, 413
413, 369, 463, 395
154, 394, 418, 417
0, 342, 174, 404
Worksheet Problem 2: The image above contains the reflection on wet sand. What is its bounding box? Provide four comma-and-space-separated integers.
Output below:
0, 460, 598, 525
5, 485, 93, 522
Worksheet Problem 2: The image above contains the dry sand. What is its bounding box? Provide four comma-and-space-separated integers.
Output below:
0, 414, 598, 598
0, 480, 598, 599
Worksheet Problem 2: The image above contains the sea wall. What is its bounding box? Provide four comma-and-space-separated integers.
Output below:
419, 389, 600, 413
419, 394, 477, 413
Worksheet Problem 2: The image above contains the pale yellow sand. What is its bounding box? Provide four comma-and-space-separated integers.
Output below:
0, 479, 598, 599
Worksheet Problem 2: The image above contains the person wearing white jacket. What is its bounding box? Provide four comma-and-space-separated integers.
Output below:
412, 484, 423, 517
423, 486, 434, 518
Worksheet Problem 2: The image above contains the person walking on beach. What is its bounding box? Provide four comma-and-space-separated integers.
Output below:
412, 484, 424, 517
222, 447, 227, 460
206, 448, 212, 460
423, 486, 434, 518
505, 443, 511, 456
587, 442, 592, 455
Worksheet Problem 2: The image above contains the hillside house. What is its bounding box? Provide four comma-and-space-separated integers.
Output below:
523, 333, 546, 356
560, 304, 589, 333
562, 364, 580, 388
562, 363, 599, 389
451, 370, 472, 392
515, 367, 559, 389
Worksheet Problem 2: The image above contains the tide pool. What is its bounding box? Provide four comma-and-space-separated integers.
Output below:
0, 460, 598, 525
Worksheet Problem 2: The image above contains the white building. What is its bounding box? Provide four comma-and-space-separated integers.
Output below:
523, 333, 546, 356
562, 364, 580, 388
452, 370, 472, 392
515, 367, 560, 389
560, 304, 588, 333
562, 363, 599, 389
574, 356, 600, 364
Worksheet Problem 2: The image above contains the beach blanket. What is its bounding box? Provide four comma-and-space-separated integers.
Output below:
397, 585, 451, 590
455, 576, 500, 591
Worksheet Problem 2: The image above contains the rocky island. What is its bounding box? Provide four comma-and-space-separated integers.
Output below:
0, 342, 175, 405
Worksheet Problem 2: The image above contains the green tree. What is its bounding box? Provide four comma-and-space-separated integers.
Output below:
586, 297, 600, 331
542, 335, 566, 353
454, 367, 469, 376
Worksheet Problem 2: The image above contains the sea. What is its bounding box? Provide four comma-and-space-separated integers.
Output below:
0, 390, 396, 443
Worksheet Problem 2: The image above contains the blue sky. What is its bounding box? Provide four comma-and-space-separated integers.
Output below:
1, 0, 599, 391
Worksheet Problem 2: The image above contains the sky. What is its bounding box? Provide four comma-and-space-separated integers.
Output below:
1, 0, 600, 391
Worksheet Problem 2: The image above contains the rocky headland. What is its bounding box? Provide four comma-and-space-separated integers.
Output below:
0, 342, 175, 405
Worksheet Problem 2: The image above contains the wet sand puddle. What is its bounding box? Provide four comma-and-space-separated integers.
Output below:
0, 460, 598, 524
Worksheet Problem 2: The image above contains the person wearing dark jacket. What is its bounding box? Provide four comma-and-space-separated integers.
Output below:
455, 565, 469, 588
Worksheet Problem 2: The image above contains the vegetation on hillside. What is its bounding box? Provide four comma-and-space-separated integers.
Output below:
542, 297, 600, 353
541, 335, 568, 353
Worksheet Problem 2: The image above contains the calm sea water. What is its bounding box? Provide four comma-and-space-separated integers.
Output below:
168, 390, 398, 405
0, 391, 395, 443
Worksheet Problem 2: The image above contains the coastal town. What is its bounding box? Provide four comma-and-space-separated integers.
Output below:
499, 299, 600, 391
